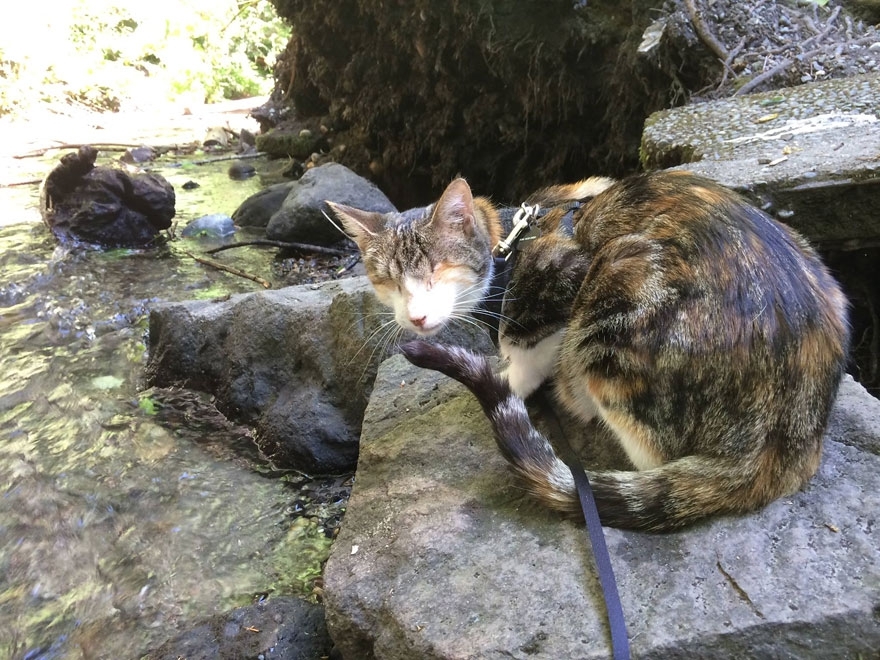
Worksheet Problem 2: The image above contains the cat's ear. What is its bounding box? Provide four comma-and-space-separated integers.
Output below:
325, 201, 386, 250
431, 178, 476, 237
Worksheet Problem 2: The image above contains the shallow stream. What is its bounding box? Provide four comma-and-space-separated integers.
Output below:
0, 147, 345, 658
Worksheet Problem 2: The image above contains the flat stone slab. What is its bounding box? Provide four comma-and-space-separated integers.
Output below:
324, 356, 880, 659
641, 73, 880, 249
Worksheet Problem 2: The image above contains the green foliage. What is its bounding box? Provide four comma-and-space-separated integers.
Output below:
0, 0, 290, 117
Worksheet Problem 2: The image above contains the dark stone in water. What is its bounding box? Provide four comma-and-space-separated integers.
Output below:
228, 160, 257, 180
40, 145, 175, 248
232, 180, 296, 228
143, 596, 334, 660
120, 145, 156, 164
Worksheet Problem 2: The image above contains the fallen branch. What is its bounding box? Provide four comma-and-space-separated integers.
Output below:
183, 250, 271, 288
191, 152, 266, 165
1, 179, 42, 188
14, 142, 186, 159
204, 239, 353, 257
684, 0, 729, 62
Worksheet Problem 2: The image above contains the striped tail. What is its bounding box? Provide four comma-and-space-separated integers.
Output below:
400, 341, 806, 533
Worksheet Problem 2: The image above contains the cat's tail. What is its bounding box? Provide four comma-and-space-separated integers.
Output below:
400, 340, 804, 533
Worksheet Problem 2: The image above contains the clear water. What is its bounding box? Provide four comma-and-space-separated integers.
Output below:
0, 153, 344, 658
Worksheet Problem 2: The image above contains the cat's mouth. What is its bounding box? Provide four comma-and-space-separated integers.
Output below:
409, 322, 442, 337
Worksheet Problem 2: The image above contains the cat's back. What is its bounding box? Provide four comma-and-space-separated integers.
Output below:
567, 170, 848, 358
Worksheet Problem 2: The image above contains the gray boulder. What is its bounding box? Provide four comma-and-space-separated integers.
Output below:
145, 277, 495, 474
232, 180, 297, 228
323, 357, 880, 659
265, 163, 396, 245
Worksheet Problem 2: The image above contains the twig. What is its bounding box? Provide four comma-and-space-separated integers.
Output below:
1, 179, 42, 188
800, 5, 841, 51
736, 34, 878, 96
183, 250, 271, 288
684, 0, 729, 62
204, 239, 353, 257
191, 152, 266, 165
336, 254, 362, 275
718, 36, 747, 88
735, 55, 798, 96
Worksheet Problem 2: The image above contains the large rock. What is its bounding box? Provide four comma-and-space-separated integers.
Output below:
323, 357, 880, 658
265, 163, 396, 245
233, 180, 297, 228
641, 73, 880, 250
40, 145, 175, 248
145, 277, 494, 474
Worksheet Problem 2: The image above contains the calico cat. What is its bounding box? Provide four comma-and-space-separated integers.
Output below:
331, 171, 850, 532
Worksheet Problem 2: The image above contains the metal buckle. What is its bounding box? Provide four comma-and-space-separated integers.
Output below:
493, 203, 540, 261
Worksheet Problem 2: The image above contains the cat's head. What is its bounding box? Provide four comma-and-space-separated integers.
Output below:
328, 178, 501, 336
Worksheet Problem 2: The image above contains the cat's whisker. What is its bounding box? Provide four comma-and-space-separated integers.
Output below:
321, 209, 355, 241
339, 308, 396, 338
347, 316, 400, 367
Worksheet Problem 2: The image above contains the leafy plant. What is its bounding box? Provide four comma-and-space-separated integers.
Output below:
0, 0, 290, 117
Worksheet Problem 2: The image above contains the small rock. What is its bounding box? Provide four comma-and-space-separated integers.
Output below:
142, 596, 332, 659
239, 128, 256, 147
120, 146, 156, 164
228, 161, 257, 180
180, 214, 236, 238
232, 181, 298, 228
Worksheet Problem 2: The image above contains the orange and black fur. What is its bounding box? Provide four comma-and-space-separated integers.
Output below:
335, 171, 850, 532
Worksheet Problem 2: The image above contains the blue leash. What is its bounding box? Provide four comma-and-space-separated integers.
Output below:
567, 458, 631, 660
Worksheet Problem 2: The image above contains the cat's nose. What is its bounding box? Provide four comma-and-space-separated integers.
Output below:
410, 315, 427, 328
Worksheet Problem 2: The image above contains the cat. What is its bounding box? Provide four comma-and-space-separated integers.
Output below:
331, 170, 850, 532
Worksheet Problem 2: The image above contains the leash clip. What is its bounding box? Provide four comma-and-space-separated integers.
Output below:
493, 202, 541, 261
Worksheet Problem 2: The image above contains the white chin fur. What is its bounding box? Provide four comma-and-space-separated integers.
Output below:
500, 329, 566, 398
396, 277, 462, 335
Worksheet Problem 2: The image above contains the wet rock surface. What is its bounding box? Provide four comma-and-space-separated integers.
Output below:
145, 277, 495, 474
143, 596, 333, 660
323, 357, 880, 660
40, 145, 175, 247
